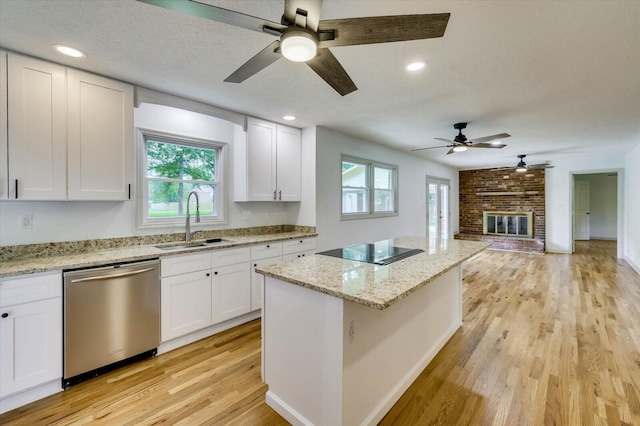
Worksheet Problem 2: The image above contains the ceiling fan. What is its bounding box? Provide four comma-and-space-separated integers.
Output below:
411, 122, 510, 155
137, 0, 450, 96
507, 154, 555, 172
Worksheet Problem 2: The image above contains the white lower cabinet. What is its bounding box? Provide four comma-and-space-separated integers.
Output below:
212, 263, 251, 324
0, 272, 62, 408
161, 270, 212, 342
282, 250, 316, 262
251, 256, 281, 311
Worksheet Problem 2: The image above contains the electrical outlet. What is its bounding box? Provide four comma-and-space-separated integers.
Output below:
348, 320, 355, 343
242, 211, 251, 220
21, 214, 33, 230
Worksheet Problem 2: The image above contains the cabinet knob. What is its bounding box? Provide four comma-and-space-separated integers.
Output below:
299, 240, 303, 243
206, 273, 210, 277
214, 271, 218, 275
1, 313, 8, 318
266, 244, 270, 248
254, 264, 257, 267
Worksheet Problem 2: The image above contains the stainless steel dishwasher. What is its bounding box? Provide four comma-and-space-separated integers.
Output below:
63, 259, 160, 387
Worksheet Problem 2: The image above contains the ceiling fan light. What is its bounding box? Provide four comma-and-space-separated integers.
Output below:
452, 145, 468, 152
281, 30, 318, 62
516, 161, 527, 172
491, 140, 502, 145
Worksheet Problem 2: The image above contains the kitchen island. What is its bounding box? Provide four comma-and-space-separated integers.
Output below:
256, 237, 489, 426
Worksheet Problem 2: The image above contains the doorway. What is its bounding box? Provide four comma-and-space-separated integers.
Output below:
572, 171, 621, 256
426, 177, 450, 240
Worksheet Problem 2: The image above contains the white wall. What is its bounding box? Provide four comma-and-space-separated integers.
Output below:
287, 126, 316, 227
314, 126, 458, 252
545, 152, 625, 254
0, 104, 294, 246
574, 173, 618, 239
624, 143, 640, 273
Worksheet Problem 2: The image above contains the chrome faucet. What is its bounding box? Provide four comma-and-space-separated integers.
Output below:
185, 190, 200, 244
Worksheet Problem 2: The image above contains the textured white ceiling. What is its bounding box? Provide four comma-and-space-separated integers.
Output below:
1, 0, 639, 169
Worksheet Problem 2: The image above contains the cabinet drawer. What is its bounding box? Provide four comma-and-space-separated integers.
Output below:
0, 272, 62, 308
282, 238, 317, 255
282, 250, 315, 262
251, 242, 283, 261
211, 247, 251, 268
161, 252, 211, 277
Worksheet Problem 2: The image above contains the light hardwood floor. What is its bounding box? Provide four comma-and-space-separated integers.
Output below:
1, 240, 638, 425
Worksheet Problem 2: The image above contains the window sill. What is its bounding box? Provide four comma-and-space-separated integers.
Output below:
341, 212, 398, 221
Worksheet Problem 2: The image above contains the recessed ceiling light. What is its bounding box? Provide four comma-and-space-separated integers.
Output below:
283, 115, 296, 121
53, 45, 86, 58
405, 61, 426, 71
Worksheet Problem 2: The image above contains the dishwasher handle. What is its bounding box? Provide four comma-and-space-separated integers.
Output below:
69, 267, 156, 283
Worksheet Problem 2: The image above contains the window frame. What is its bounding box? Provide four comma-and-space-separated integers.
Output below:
136, 128, 226, 229
341, 155, 398, 220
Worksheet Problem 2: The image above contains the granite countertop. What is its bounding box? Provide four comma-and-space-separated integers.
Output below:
0, 232, 316, 278
256, 236, 490, 310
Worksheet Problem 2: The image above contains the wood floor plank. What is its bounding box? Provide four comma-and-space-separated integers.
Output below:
1, 240, 638, 425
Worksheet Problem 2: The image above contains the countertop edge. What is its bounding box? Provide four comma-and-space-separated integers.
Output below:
257, 241, 490, 310
0, 232, 318, 278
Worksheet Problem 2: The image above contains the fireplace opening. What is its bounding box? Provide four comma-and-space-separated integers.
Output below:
483, 211, 533, 238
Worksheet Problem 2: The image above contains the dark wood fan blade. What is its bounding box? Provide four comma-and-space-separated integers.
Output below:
306, 48, 357, 96
470, 142, 507, 149
468, 133, 511, 144
137, 0, 287, 34
284, 0, 323, 31
528, 164, 555, 169
411, 145, 452, 152
224, 41, 282, 83
434, 137, 455, 143
317, 13, 450, 48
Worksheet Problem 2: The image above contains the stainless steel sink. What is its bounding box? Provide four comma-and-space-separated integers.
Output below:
155, 243, 207, 251
154, 238, 234, 251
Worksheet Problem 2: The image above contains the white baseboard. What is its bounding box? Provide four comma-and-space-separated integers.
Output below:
624, 256, 640, 275
266, 391, 313, 426
158, 310, 261, 355
0, 380, 62, 415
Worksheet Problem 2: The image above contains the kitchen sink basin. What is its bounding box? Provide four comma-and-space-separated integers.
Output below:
154, 238, 234, 251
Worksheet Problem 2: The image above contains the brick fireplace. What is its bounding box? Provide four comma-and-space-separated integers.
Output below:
455, 168, 545, 253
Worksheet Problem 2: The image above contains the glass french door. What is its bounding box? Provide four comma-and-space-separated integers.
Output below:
427, 177, 450, 240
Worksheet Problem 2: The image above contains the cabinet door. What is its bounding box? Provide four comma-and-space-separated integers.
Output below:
161, 270, 212, 342
276, 125, 301, 202
212, 263, 251, 324
0, 50, 7, 200
67, 69, 133, 200
246, 117, 277, 201
7, 54, 67, 200
0, 298, 62, 398
251, 256, 281, 312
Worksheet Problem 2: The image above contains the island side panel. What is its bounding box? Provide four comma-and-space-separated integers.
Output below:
263, 276, 345, 426
342, 266, 463, 425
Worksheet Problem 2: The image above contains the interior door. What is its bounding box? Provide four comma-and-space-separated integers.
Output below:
574, 180, 590, 241
427, 178, 450, 239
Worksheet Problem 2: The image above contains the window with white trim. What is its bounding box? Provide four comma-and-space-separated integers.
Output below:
341, 156, 398, 219
140, 132, 225, 227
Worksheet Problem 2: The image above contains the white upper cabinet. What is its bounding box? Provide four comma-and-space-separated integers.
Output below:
235, 117, 301, 202
0, 52, 133, 201
67, 69, 133, 200
276, 125, 302, 202
6, 54, 67, 200
0, 50, 7, 200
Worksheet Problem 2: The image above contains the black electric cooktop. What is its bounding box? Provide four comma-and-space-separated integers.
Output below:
317, 242, 424, 265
